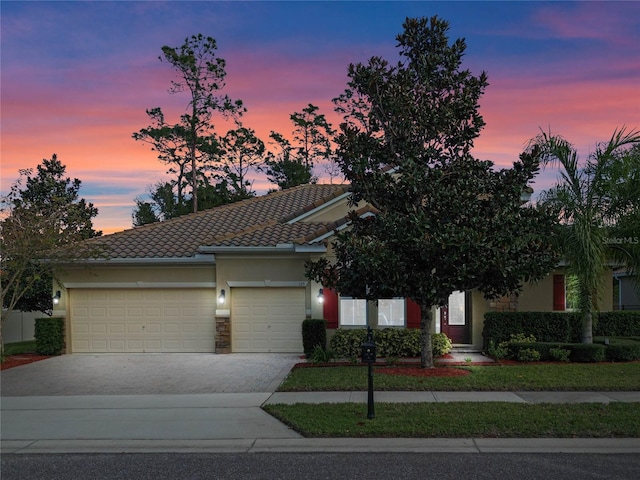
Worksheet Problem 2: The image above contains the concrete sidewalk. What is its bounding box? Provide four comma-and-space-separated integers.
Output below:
2, 390, 640, 454
266, 390, 640, 404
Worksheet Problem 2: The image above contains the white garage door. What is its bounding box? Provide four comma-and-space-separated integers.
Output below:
232, 287, 305, 353
70, 289, 216, 353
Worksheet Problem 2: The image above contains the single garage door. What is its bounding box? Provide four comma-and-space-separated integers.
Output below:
232, 287, 305, 353
70, 289, 216, 353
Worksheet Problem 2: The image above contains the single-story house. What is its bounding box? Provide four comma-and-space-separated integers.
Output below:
53, 183, 613, 354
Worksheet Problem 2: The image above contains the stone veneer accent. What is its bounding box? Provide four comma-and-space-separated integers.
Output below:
490, 293, 519, 312
215, 316, 231, 354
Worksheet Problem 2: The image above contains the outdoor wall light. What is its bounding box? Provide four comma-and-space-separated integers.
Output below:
53, 290, 61, 305
218, 289, 226, 305
317, 288, 324, 304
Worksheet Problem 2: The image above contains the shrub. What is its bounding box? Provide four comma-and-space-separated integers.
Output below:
308, 345, 335, 363
605, 344, 640, 362
517, 348, 541, 362
484, 311, 640, 349
487, 340, 509, 360
549, 347, 571, 362
567, 344, 606, 363
302, 319, 327, 357
432, 332, 453, 357
330, 329, 366, 360
488, 333, 536, 360
34, 317, 65, 355
483, 312, 580, 348
594, 312, 640, 337
328, 328, 451, 360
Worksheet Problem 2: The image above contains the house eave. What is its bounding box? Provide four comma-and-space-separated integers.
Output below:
199, 243, 326, 254
69, 255, 216, 266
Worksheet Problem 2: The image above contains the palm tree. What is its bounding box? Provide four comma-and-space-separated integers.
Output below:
530, 127, 640, 343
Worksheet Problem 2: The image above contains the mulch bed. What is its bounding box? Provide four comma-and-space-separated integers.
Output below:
1, 353, 51, 371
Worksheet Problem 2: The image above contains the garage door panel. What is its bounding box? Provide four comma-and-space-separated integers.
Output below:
232, 287, 304, 353
70, 288, 216, 353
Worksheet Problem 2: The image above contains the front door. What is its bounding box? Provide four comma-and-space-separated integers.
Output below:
440, 291, 470, 344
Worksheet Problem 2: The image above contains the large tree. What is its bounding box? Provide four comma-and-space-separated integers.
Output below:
531, 127, 640, 343
133, 34, 245, 213
263, 132, 315, 190
1, 155, 102, 354
218, 126, 265, 198
306, 17, 560, 368
263, 104, 334, 190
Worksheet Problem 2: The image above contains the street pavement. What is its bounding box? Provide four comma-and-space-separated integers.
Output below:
1, 353, 639, 454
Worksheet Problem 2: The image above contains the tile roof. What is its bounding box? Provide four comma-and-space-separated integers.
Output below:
85, 184, 349, 259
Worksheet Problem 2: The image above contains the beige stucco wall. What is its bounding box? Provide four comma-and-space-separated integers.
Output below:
471, 290, 490, 349
214, 254, 322, 318
302, 194, 364, 224
517, 268, 613, 313
58, 264, 216, 287
517, 272, 559, 312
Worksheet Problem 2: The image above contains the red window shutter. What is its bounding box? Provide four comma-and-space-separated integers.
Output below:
406, 298, 421, 329
323, 288, 339, 329
553, 274, 565, 311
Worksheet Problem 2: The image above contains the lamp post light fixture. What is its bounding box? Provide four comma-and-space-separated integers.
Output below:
218, 289, 226, 305
52, 290, 62, 306
317, 288, 324, 304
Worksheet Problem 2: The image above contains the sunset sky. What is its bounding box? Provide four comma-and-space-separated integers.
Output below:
2, 1, 639, 234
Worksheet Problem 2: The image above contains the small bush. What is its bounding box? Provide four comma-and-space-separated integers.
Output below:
302, 319, 327, 357
432, 332, 453, 357
517, 348, 541, 362
34, 317, 65, 356
308, 345, 335, 363
487, 340, 509, 360
549, 348, 571, 362
488, 333, 537, 360
568, 344, 606, 363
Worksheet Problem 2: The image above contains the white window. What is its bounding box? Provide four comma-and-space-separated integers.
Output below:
378, 299, 405, 326
340, 298, 367, 326
448, 291, 466, 325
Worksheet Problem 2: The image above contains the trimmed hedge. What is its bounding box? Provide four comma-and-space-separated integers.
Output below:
302, 319, 327, 357
329, 328, 452, 360
34, 317, 65, 355
483, 311, 640, 348
594, 337, 640, 361
508, 341, 626, 363
594, 312, 640, 337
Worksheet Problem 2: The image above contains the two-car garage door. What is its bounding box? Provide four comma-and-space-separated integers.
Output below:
70, 289, 217, 353
70, 287, 306, 353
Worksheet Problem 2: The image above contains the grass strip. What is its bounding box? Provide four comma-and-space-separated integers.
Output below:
3, 341, 37, 356
278, 363, 640, 392
264, 402, 640, 438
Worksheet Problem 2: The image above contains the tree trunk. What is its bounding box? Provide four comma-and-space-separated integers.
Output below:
581, 290, 594, 344
420, 304, 434, 368
581, 311, 594, 344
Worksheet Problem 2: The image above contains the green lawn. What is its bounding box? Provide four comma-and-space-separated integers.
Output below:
264, 402, 640, 438
268, 362, 640, 438
2, 340, 37, 356
278, 363, 640, 392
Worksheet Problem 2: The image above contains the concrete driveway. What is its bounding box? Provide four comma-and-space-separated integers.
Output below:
0, 353, 301, 396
